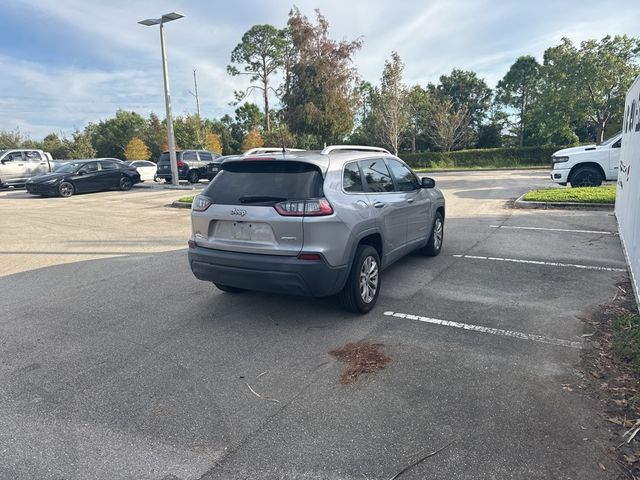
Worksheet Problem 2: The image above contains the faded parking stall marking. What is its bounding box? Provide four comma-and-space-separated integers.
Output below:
452, 254, 626, 272
384, 311, 582, 349
489, 224, 618, 235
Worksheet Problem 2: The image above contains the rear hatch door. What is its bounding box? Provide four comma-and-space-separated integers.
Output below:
156, 152, 180, 174
192, 160, 324, 256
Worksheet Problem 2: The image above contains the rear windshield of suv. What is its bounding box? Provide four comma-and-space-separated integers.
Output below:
158, 152, 182, 162
205, 161, 324, 205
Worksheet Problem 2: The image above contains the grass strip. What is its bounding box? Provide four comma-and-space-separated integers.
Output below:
177, 196, 194, 203
522, 185, 616, 203
612, 313, 640, 373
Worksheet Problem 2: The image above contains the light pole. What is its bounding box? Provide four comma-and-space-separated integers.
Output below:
139, 12, 184, 187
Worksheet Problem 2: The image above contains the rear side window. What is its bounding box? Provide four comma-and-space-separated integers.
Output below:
99, 161, 118, 170
343, 162, 364, 192
199, 151, 213, 162
158, 152, 183, 162
360, 159, 394, 192
183, 151, 197, 161
205, 161, 324, 206
25, 151, 42, 162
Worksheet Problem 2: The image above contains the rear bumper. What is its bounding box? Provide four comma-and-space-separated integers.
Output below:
188, 246, 349, 297
156, 166, 188, 180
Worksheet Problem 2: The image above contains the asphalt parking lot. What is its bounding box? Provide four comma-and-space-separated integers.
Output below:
0, 170, 628, 479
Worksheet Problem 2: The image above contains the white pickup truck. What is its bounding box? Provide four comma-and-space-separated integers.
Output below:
0, 149, 54, 187
550, 133, 621, 187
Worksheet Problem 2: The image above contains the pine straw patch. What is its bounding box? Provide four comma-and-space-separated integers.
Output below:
329, 341, 391, 385
580, 278, 640, 478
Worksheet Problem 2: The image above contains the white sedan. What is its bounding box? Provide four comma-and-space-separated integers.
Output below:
127, 161, 159, 182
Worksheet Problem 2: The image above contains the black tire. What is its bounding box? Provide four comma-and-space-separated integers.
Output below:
421, 211, 444, 256
339, 245, 381, 314
214, 283, 244, 293
154, 174, 162, 183
570, 166, 603, 187
164, 178, 172, 184
58, 181, 74, 197
188, 170, 200, 184
119, 176, 133, 191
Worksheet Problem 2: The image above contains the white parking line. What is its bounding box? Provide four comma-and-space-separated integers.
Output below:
490, 225, 617, 235
452, 254, 627, 272
383, 311, 581, 349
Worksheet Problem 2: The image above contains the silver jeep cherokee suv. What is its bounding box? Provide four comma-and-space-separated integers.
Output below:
188, 146, 445, 313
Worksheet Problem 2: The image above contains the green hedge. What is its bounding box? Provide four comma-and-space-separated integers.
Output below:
399, 146, 560, 169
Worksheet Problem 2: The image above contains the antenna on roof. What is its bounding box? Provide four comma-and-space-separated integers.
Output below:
279, 126, 286, 155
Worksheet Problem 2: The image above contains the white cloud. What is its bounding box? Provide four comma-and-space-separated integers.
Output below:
1, 0, 640, 138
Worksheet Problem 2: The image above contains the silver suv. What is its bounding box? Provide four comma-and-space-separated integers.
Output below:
188, 146, 446, 313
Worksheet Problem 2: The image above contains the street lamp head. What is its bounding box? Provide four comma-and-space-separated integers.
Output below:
138, 18, 161, 26
138, 13, 183, 27
161, 12, 184, 23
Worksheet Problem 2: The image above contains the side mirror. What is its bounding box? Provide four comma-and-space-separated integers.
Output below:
77, 170, 86, 176
421, 177, 436, 189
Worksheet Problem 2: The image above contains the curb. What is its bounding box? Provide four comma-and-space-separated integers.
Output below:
514, 193, 614, 210
170, 201, 192, 209
134, 182, 198, 191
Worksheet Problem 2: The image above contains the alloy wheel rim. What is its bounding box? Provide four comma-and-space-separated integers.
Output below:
121, 178, 131, 189
60, 183, 72, 196
434, 219, 443, 250
359, 256, 379, 304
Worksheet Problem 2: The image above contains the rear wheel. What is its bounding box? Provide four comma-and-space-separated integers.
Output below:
58, 181, 74, 197
214, 283, 245, 293
420, 211, 444, 256
570, 166, 603, 187
188, 170, 200, 184
339, 245, 380, 314
164, 178, 172, 184
119, 176, 132, 191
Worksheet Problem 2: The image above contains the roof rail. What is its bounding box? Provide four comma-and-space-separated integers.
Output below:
321, 145, 391, 155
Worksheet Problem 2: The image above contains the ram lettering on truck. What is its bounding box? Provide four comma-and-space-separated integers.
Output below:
549, 133, 622, 187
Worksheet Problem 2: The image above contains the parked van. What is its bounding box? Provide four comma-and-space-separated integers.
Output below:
0, 149, 53, 187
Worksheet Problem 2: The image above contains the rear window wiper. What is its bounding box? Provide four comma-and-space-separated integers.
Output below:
238, 195, 287, 204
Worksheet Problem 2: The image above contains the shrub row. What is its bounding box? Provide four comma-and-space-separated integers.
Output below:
399, 146, 560, 169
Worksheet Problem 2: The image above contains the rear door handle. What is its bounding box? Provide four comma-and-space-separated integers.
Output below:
373, 201, 385, 209
407, 198, 414, 203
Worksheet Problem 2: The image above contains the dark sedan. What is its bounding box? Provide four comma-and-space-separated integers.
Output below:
25, 159, 141, 197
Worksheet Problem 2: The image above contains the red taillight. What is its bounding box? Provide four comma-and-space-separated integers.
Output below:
188, 239, 197, 249
274, 198, 333, 217
177, 161, 185, 168
298, 253, 322, 261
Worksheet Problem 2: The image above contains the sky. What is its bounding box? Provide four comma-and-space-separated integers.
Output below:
1, 0, 639, 140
